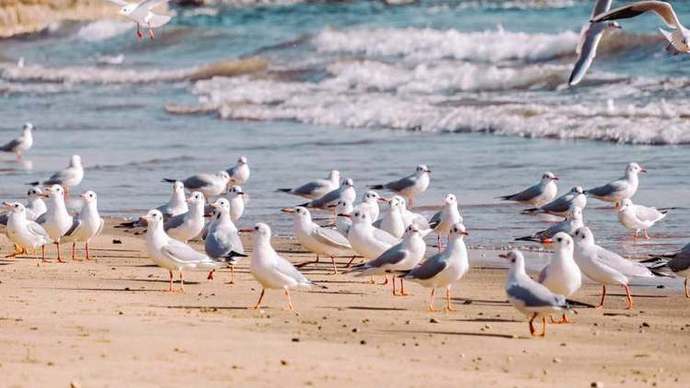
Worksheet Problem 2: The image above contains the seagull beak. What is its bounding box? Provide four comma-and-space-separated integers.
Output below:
640, 168, 647, 173
461, 231, 469, 236
378, 197, 391, 203
281, 208, 296, 213
236, 191, 245, 196
337, 213, 351, 218
239, 228, 254, 233
426, 169, 432, 173
542, 238, 554, 244
2, 202, 12, 208
79, 193, 88, 199
553, 176, 560, 181
39, 193, 50, 198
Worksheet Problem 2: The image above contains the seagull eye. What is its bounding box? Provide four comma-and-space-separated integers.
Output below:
557, 237, 562, 242
254, 226, 259, 231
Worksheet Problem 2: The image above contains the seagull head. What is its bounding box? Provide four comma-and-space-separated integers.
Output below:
3, 201, 25, 214
23, 122, 34, 132
498, 249, 524, 266
237, 156, 248, 165
282, 206, 310, 221
27, 187, 43, 199
141, 209, 164, 226
566, 205, 583, 220
70, 154, 82, 168
627, 162, 646, 175
172, 181, 185, 193
342, 178, 354, 188
416, 164, 431, 174
552, 232, 573, 251
187, 191, 205, 205
573, 226, 594, 246
80, 190, 98, 203
571, 186, 584, 194
228, 186, 245, 197
363, 191, 380, 203
542, 171, 559, 182
43, 184, 64, 199
618, 198, 633, 211
451, 223, 468, 237
240, 223, 271, 239
211, 198, 230, 212
335, 200, 353, 214
444, 193, 457, 205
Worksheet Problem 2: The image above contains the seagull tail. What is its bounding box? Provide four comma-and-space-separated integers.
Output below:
514, 235, 539, 242
161, 178, 177, 183
521, 207, 540, 214
276, 188, 293, 193
640, 257, 675, 278
26, 181, 40, 186
368, 184, 384, 190
564, 298, 596, 309
115, 218, 145, 229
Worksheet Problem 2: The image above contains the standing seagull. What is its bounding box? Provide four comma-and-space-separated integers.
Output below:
142, 210, 222, 292
618, 198, 668, 239
0, 186, 46, 226
227, 156, 250, 186
569, 0, 621, 86
523, 186, 587, 216
429, 193, 464, 250
225, 186, 246, 223
164, 191, 205, 242
573, 227, 635, 309
376, 196, 406, 239
63, 191, 104, 261
357, 190, 383, 222
277, 170, 340, 199
585, 162, 645, 205
538, 233, 582, 323
369, 164, 431, 208
29, 155, 84, 198
300, 178, 356, 210
501, 249, 570, 337
157, 181, 188, 220
403, 223, 470, 311
37, 185, 74, 262
516, 206, 584, 243
1, 122, 34, 160
349, 224, 427, 296
499, 172, 559, 207
343, 209, 399, 260
163, 171, 230, 198
106, 0, 172, 40
644, 243, 690, 297
3, 202, 52, 261
282, 207, 352, 274
241, 223, 320, 311
592, 1, 690, 54
204, 198, 246, 284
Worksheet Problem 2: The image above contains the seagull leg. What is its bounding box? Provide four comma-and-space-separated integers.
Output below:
391, 276, 398, 296
136, 23, 143, 39
84, 242, 91, 261
539, 316, 547, 337
41, 245, 50, 263
330, 256, 338, 275
427, 289, 438, 312
444, 286, 454, 311
595, 284, 606, 309
167, 270, 174, 292
284, 288, 295, 311
399, 278, 409, 296
528, 313, 537, 336
296, 255, 319, 268
149, 24, 155, 40
5, 245, 25, 258
207, 270, 215, 281
379, 275, 389, 286
643, 230, 650, 240
346, 256, 357, 268
685, 277, 689, 299
229, 265, 235, 284
623, 284, 634, 310
251, 288, 265, 309
71, 242, 77, 261
551, 313, 570, 324
178, 272, 185, 293
56, 242, 65, 263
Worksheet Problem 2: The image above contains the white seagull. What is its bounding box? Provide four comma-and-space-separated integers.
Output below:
349, 224, 427, 296
2, 201, 52, 261
585, 162, 645, 205
1, 122, 34, 160
29, 155, 84, 198
538, 233, 582, 323
523, 186, 587, 216
277, 169, 340, 199
300, 178, 356, 210
106, 0, 172, 40
342, 209, 399, 260
618, 198, 668, 239
164, 191, 205, 242
225, 185, 246, 223
163, 171, 230, 198
241, 223, 320, 311
369, 164, 431, 208
37, 185, 74, 262
0, 186, 46, 226
403, 223, 470, 311
282, 206, 352, 274
141, 209, 222, 292
516, 206, 584, 243
157, 180, 188, 220
501, 249, 570, 337
429, 193, 464, 250
568, 0, 621, 86
572, 227, 636, 309
357, 190, 383, 222
63, 191, 104, 261
499, 172, 559, 207
227, 156, 250, 186
592, 1, 690, 54
376, 196, 406, 239
204, 198, 246, 284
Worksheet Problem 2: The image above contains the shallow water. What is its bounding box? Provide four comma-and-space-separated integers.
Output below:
0, 0, 688, 255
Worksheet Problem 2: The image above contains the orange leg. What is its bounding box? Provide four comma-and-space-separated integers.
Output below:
56, 242, 65, 263
685, 278, 689, 299
284, 288, 295, 311
528, 313, 537, 336
330, 256, 338, 275
167, 270, 174, 292
399, 278, 409, 296
148, 24, 155, 40
346, 256, 357, 268
595, 284, 607, 309
229, 265, 235, 284
540, 316, 547, 337
623, 284, 634, 310
550, 313, 570, 324
85, 242, 92, 261
379, 275, 389, 286
427, 288, 438, 312
136, 23, 143, 39
252, 289, 265, 309
445, 286, 454, 311
71, 242, 77, 261
391, 276, 398, 296
41, 245, 50, 263
178, 272, 185, 293
207, 270, 215, 280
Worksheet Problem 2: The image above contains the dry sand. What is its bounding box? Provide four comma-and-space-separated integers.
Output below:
1, 219, 689, 387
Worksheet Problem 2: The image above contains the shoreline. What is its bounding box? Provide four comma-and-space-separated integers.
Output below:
1, 220, 689, 387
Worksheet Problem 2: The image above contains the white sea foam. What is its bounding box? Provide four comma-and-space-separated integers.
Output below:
0, 63, 192, 84
76, 20, 133, 42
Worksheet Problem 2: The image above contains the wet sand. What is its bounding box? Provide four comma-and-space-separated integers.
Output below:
1, 219, 689, 387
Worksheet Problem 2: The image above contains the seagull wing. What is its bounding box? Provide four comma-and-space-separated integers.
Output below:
501, 183, 542, 202
592, 1, 681, 29
592, 0, 613, 17
105, 0, 129, 6
313, 226, 351, 250
162, 239, 211, 264
27, 221, 51, 240
0, 138, 21, 152
138, 0, 170, 10
384, 175, 416, 192
569, 23, 606, 86
406, 253, 448, 280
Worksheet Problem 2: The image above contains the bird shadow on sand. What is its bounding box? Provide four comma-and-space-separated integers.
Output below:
383, 329, 518, 340
451, 317, 522, 323
452, 297, 511, 307
40, 287, 160, 293
335, 306, 407, 312
159, 305, 248, 311
100, 277, 202, 286
307, 290, 367, 296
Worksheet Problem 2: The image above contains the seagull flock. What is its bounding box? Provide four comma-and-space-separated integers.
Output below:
1, 122, 688, 337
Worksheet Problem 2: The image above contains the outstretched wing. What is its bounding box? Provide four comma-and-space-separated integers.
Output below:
569, 23, 606, 86
592, 1, 681, 29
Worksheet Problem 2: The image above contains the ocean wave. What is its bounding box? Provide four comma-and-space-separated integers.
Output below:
76, 20, 132, 42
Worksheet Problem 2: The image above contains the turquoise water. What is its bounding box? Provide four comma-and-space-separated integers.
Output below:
0, 0, 688, 255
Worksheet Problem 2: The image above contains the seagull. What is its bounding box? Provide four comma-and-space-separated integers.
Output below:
163, 171, 230, 198
402, 223, 469, 311
282, 207, 352, 274
568, 0, 621, 86
141, 209, 223, 292
369, 164, 431, 208
157, 180, 188, 220
516, 206, 584, 243
538, 233, 582, 323
523, 186, 587, 216
240, 223, 320, 311
300, 178, 356, 210
334, 199, 354, 236
618, 198, 668, 239
106, 0, 172, 40
376, 196, 406, 239
342, 209, 399, 260
28, 155, 84, 198
1, 122, 34, 160
227, 156, 250, 186
225, 185, 246, 223
37, 185, 74, 262
592, 1, 690, 54
349, 224, 427, 296
204, 198, 246, 284
429, 193, 464, 250
644, 242, 690, 297
501, 249, 570, 337
499, 172, 559, 207
63, 191, 104, 261
397, 196, 430, 230
164, 191, 205, 242
357, 190, 383, 222
574, 226, 656, 279
585, 162, 645, 205
0, 186, 46, 226
277, 170, 340, 199
2, 202, 52, 261
572, 227, 636, 309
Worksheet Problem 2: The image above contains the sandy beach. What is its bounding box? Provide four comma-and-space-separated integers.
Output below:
1, 219, 688, 388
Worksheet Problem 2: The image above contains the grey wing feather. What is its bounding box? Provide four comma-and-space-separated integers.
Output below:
164, 212, 186, 231
508, 282, 565, 308
538, 266, 548, 283
0, 138, 20, 152
313, 227, 351, 249
163, 240, 210, 263
587, 180, 626, 197
292, 181, 324, 196
428, 210, 442, 229
503, 184, 542, 202
569, 23, 605, 86
406, 254, 448, 280
310, 189, 339, 208
0, 213, 7, 226
592, 0, 613, 17
205, 233, 229, 259
63, 218, 81, 237
35, 212, 47, 224
184, 175, 212, 190
274, 256, 311, 284
635, 206, 664, 221
27, 221, 51, 240
367, 244, 408, 267
385, 175, 416, 192
667, 249, 690, 272
540, 194, 572, 213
